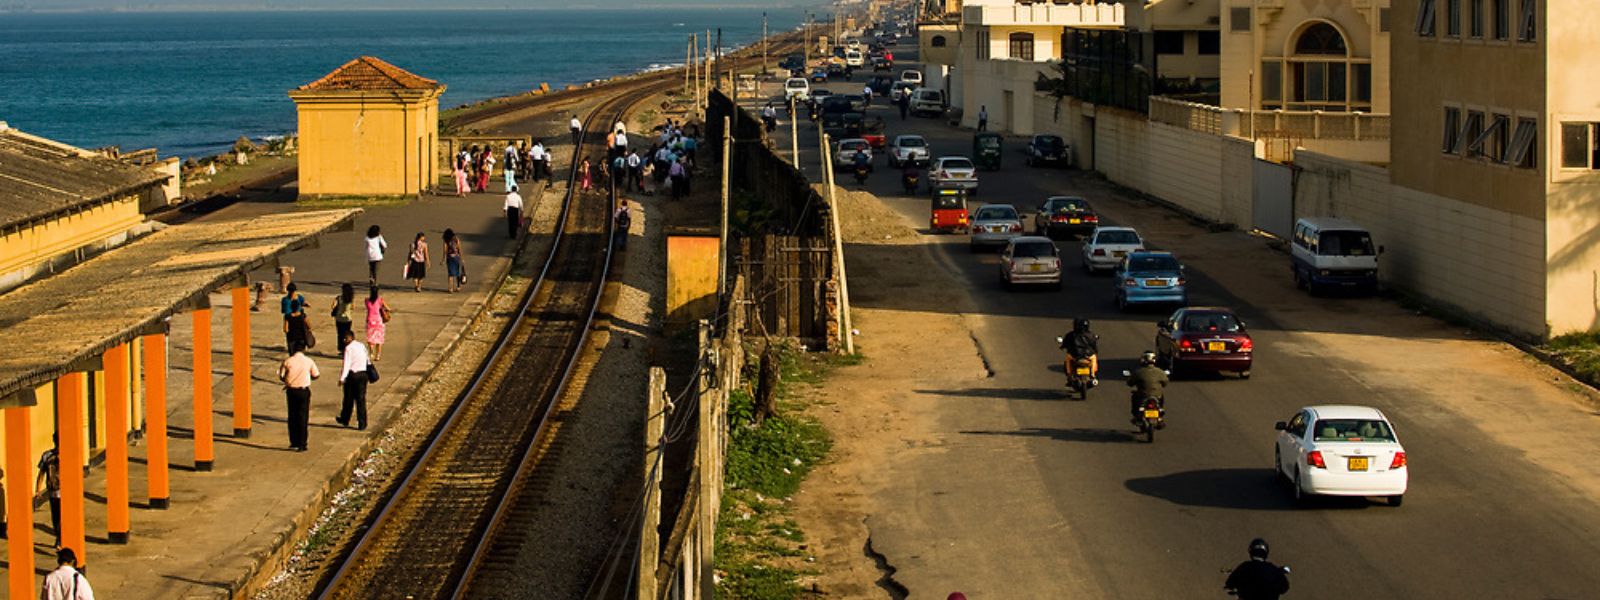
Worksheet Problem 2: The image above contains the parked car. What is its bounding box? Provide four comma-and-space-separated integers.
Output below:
834, 138, 873, 167
1275, 405, 1407, 506
888, 134, 931, 167
890, 81, 919, 103
999, 236, 1062, 289
929, 156, 979, 194
1026, 134, 1072, 167
910, 89, 946, 117
1291, 217, 1382, 295
1081, 226, 1145, 273
900, 69, 923, 85
1115, 252, 1188, 311
1032, 196, 1099, 238
784, 77, 810, 102
1155, 307, 1252, 377
969, 204, 1024, 251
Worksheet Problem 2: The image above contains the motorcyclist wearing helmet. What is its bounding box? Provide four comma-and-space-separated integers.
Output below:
852, 149, 871, 171
1059, 318, 1100, 386
1126, 351, 1169, 423
1225, 538, 1290, 600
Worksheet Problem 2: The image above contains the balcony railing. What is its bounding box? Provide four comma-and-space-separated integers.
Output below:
963, 1, 1124, 27
1148, 96, 1391, 141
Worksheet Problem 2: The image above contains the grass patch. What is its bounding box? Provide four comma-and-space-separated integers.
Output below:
1545, 332, 1600, 382
295, 195, 415, 208
715, 344, 845, 599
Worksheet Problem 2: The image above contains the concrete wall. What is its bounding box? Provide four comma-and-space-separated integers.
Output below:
1294, 151, 1547, 337
1543, 0, 1600, 335
960, 58, 1052, 133
294, 92, 441, 198
666, 235, 720, 333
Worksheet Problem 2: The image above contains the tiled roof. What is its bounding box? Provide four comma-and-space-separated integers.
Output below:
0, 126, 169, 232
295, 56, 441, 92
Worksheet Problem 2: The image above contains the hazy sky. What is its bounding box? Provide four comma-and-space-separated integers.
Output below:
1, 0, 825, 10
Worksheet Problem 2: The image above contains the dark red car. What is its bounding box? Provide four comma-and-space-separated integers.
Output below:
1155, 307, 1253, 378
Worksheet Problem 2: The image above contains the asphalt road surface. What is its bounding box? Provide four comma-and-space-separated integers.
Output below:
750, 50, 1600, 599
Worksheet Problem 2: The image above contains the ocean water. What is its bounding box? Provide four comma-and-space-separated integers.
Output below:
0, 7, 813, 158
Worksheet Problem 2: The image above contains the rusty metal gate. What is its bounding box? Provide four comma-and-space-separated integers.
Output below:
738, 235, 832, 341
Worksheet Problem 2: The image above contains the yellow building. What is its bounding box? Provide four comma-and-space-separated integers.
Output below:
1219, 0, 1391, 113
288, 56, 445, 200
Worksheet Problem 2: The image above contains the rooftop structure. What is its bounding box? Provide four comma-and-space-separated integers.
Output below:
288, 57, 446, 199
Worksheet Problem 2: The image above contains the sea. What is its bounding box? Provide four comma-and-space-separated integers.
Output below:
0, 7, 816, 158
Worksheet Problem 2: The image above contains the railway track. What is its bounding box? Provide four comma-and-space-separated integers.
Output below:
312, 82, 661, 600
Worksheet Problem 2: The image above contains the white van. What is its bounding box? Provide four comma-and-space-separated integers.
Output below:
900, 69, 923, 85
910, 88, 946, 117
1290, 217, 1383, 294
784, 77, 810, 102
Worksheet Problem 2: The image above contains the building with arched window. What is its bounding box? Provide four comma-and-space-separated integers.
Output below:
1219, 1, 1391, 114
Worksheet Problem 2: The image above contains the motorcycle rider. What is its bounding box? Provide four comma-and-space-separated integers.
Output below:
1125, 351, 1169, 425
852, 148, 871, 181
761, 103, 779, 133
1224, 538, 1291, 600
901, 162, 921, 193
1059, 318, 1099, 386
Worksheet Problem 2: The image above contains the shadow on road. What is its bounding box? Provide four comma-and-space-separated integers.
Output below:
916, 387, 1067, 401
1124, 468, 1381, 511
961, 426, 1142, 444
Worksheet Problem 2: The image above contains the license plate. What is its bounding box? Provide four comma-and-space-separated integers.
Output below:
1069, 218, 1081, 224
1143, 409, 1161, 418
1206, 341, 1226, 352
991, 226, 1005, 233
1029, 264, 1041, 272
1145, 279, 1168, 287
1113, 251, 1126, 257
1074, 368, 1091, 375
1348, 457, 1369, 471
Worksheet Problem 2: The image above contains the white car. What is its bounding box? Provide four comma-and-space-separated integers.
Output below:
900, 69, 923, 85
1275, 405, 1408, 506
890, 81, 919, 103
845, 50, 865, 67
1081, 226, 1144, 273
784, 77, 810, 102
888, 134, 929, 167
999, 236, 1062, 289
929, 156, 978, 193
969, 204, 1023, 251
835, 138, 873, 166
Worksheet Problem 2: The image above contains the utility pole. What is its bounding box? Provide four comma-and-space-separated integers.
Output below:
719, 116, 731, 300
762, 12, 769, 80
789, 96, 800, 166
716, 28, 723, 90
685, 35, 693, 97
817, 130, 854, 355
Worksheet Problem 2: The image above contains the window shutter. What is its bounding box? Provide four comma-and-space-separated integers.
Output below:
1467, 114, 1503, 157
1504, 120, 1537, 167
1519, 0, 1537, 41
1415, 0, 1438, 36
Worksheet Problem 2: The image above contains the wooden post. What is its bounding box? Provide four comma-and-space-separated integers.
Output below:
818, 132, 855, 353
637, 367, 667, 600
720, 116, 732, 300
789, 96, 800, 166
696, 320, 716, 596
232, 286, 251, 438
57, 371, 87, 566
105, 343, 131, 543
686, 36, 693, 97
143, 332, 170, 508
193, 308, 215, 471
5, 406, 33, 599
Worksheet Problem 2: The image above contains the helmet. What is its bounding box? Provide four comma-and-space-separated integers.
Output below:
1140, 351, 1157, 365
1073, 318, 1090, 332
1248, 538, 1270, 560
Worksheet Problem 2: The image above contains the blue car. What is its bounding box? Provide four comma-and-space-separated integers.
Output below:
1114, 251, 1188, 311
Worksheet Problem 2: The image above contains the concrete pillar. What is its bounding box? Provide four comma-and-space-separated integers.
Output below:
56, 371, 87, 566
104, 343, 130, 543
231, 287, 251, 439
193, 308, 214, 471
142, 332, 170, 508
5, 406, 34, 599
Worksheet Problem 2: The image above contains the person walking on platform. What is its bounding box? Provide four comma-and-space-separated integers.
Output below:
406, 232, 429, 292
504, 185, 524, 239
35, 435, 60, 544
281, 283, 311, 351
364, 225, 387, 285
40, 547, 92, 600
641, 161, 657, 196
331, 283, 356, 356
365, 286, 391, 362
337, 332, 372, 430
579, 157, 594, 191
479, 151, 495, 194
452, 151, 468, 197
443, 228, 465, 293
531, 139, 552, 188
669, 158, 688, 200
570, 114, 583, 146
277, 341, 318, 452
614, 203, 632, 250
503, 141, 520, 193
626, 150, 643, 192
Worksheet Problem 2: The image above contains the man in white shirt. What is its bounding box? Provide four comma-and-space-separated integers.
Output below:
570, 114, 582, 146
625, 151, 642, 191
338, 333, 372, 430
504, 186, 524, 239
529, 140, 551, 188
978, 105, 989, 131
40, 547, 93, 600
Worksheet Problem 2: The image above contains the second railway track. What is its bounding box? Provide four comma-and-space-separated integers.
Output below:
314, 83, 662, 600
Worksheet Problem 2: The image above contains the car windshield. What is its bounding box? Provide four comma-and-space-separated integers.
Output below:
843, 114, 863, 124
787, 81, 806, 88
1180, 312, 1241, 332
1046, 199, 1087, 213
922, 91, 944, 101
977, 137, 1001, 149
1312, 419, 1396, 442
1095, 230, 1140, 245
841, 141, 867, 150
1125, 255, 1181, 272
897, 137, 926, 148
1035, 136, 1064, 148
941, 159, 973, 170
1011, 241, 1055, 258
975, 207, 1018, 220
1319, 231, 1375, 256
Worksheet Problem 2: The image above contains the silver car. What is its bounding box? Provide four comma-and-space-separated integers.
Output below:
1000, 236, 1063, 289
889, 134, 930, 167
930, 156, 978, 194
969, 204, 1022, 251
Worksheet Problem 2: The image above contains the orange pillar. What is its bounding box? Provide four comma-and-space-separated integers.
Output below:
56, 371, 87, 566
105, 343, 130, 544
231, 287, 251, 439
6, 406, 35, 599
143, 332, 170, 508
193, 309, 215, 471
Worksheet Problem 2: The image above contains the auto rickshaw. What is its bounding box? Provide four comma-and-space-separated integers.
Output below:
930, 185, 970, 233
973, 132, 1003, 170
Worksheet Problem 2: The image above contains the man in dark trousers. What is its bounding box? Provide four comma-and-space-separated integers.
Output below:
277, 341, 319, 452
338, 332, 372, 430
570, 114, 583, 146
1225, 538, 1291, 599
897, 92, 910, 120
34, 434, 60, 543
504, 186, 524, 239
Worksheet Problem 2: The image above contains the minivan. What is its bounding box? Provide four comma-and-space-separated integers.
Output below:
1290, 217, 1383, 294
910, 89, 946, 117
784, 77, 810, 102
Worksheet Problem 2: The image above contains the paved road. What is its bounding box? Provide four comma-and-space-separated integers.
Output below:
749, 53, 1600, 599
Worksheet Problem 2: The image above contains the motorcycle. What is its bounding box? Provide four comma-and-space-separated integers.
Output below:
854, 163, 871, 185
1123, 369, 1167, 443
1055, 337, 1094, 400
902, 171, 920, 194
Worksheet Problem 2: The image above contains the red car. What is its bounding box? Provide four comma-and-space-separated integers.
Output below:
1155, 307, 1253, 378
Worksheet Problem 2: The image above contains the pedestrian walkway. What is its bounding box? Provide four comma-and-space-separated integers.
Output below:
0, 181, 554, 597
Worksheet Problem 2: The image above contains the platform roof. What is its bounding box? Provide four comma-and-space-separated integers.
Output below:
0, 209, 361, 407
0, 125, 170, 233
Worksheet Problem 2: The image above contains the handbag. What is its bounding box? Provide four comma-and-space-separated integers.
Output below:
366, 362, 380, 383
305, 327, 317, 349
380, 302, 393, 323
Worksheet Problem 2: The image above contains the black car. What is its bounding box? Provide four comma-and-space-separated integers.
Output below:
826, 62, 848, 78
1032, 196, 1100, 238
869, 75, 895, 95
1026, 134, 1071, 168
779, 53, 805, 71
872, 57, 893, 71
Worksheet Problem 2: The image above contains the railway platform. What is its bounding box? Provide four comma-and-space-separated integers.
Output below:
0, 182, 551, 598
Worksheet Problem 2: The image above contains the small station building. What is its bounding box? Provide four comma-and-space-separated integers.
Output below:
0, 123, 358, 597
288, 56, 446, 200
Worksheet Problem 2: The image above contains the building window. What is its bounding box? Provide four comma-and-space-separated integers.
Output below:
1353, 63, 1372, 103
1231, 7, 1252, 32
1280, 23, 1368, 111
1261, 61, 1282, 102
1463, 110, 1485, 156
1380, 8, 1391, 33
1504, 118, 1538, 168
1198, 31, 1221, 55
1415, 0, 1437, 36
1446, 0, 1461, 36
1296, 23, 1347, 54
1491, 113, 1511, 160
1467, 112, 1507, 159
1469, 0, 1483, 38
977, 29, 990, 60
1443, 107, 1461, 153
1492, 0, 1510, 40
1009, 32, 1035, 60
1518, 0, 1536, 42
1561, 123, 1599, 170
1155, 31, 1185, 55
931, 35, 947, 48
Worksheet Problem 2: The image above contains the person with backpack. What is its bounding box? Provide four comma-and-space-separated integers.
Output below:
614, 203, 632, 250
503, 140, 520, 193
35, 435, 61, 544
40, 547, 93, 600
